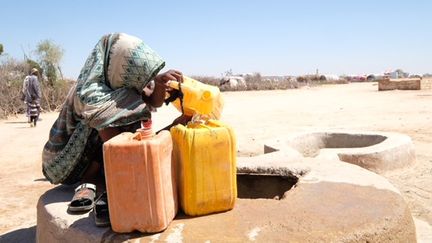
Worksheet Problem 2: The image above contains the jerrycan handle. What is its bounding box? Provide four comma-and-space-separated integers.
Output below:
165, 81, 185, 114
167, 80, 180, 90
191, 114, 210, 124
188, 114, 213, 129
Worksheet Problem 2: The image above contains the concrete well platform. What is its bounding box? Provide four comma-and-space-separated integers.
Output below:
37, 132, 416, 242
37, 131, 417, 242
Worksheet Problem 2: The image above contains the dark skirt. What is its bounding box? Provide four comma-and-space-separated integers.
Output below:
28, 102, 40, 117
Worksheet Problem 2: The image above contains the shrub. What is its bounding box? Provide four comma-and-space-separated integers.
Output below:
0, 58, 28, 118
190, 76, 220, 87
0, 57, 73, 119
192, 74, 300, 92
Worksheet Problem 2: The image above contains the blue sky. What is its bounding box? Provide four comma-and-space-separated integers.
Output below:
1, 1, 431, 78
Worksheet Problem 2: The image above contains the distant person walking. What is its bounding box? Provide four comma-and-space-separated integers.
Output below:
24, 68, 41, 127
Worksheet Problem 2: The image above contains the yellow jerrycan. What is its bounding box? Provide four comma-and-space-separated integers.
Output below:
103, 120, 177, 233
170, 118, 237, 216
167, 76, 224, 119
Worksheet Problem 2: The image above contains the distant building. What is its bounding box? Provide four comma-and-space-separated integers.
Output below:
384, 69, 409, 79
323, 74, 339, 81
220, 76, 246, 88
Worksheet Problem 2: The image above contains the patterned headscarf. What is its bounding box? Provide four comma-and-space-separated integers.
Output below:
74, 33, 165, 129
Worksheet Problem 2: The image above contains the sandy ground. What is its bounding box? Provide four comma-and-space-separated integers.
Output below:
0, 82, 431, 240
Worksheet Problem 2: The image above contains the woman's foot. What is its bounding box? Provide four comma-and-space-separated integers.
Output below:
68, 183, 96, 213
94, 191, 110, 227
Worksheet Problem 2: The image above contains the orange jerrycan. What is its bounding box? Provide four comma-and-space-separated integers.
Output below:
170, 118, 237, 216
168, 76, 224, 119
103, 120, 177, 233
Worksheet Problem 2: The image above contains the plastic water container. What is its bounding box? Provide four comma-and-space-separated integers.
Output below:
103, 121, 177, 233
168, 76, 224, 119
170, 119, 237, 216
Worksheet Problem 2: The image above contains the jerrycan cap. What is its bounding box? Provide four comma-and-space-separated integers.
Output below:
136, 119, 153, 139
202, 90, 212, 101
141, 119, 152, 129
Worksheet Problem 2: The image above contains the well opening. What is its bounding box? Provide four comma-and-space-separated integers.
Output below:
323, 133, 387, 148
289, 133, 388, 157
237, 174, 298, 200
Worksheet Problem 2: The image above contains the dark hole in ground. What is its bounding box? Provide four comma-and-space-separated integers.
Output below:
237, 174, 298, 200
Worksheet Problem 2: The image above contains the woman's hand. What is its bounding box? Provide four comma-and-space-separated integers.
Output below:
144, 69, 183, 107
154, 69, 183, 86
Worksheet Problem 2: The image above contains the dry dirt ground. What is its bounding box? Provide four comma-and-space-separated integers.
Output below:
0, 82, 431, 240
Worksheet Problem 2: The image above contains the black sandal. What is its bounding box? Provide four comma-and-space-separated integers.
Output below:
68, 183, 96, 212
94, 191, 110, 227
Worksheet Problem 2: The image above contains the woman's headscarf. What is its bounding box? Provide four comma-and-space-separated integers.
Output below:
75, 33, 165, 129
42, 33, 164, 184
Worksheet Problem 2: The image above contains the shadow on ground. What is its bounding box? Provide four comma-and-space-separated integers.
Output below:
0, 226, 36, 243
4, 121, 29, 124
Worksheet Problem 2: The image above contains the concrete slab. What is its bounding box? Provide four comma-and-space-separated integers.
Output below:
37, 153, 416, 242
379, 78, 421, 91
414, 218, 432, 243
264, 131, 416, 173
421, 78, 432, 90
